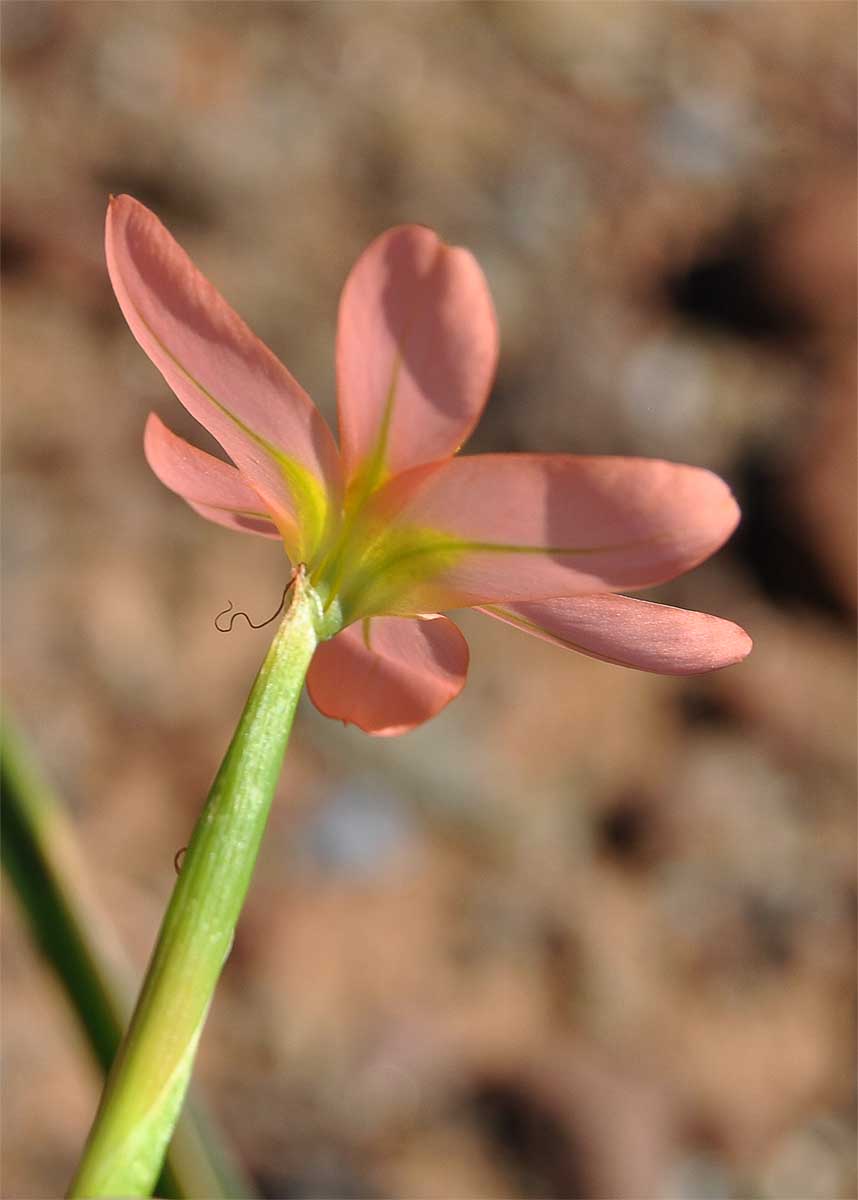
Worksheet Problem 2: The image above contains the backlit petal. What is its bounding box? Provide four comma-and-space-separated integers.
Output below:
307, 615, 469, 736
479, 594, 752, 674
351, 454, 740, 614
106, 195, 340, 560
144, 413, 281, 539
337, 225, 498, 488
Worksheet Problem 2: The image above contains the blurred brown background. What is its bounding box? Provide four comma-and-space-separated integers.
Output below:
2, 3, 856, 1198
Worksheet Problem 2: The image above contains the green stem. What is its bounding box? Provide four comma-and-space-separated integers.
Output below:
1, 719, 255, 1200
69, 572, 320, 1198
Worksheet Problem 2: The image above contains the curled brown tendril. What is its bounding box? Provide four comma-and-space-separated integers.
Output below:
214, 575, 296, 634
173, 846, 187, 874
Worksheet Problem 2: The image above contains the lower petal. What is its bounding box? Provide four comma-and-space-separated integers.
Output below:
307, 615, 469, 736
478, 594, 752, 674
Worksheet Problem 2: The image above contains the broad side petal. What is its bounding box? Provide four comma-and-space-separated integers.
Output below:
337, 225, 498, 487
307, 615, 469, 736
359, 454, 741, 613
145, 413, 282, 540
479, 595, 752, 674
106, 196, 341, 560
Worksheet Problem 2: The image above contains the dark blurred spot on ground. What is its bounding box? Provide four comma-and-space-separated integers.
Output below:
469, 1079, 586, 1200
744, 893, 796, 971
677, 687, 736, 730
732, 452, 852, 624
1, 230, 40, 279
594, 791, 667, 870
665, 225, 808, 346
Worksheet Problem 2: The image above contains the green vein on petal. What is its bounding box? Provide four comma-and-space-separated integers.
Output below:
199, 504, 277, 521
276, 457, 331, 562
344, 347, 402, 508
336, 525, 672, 623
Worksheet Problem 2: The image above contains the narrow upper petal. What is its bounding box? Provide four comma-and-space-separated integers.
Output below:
478, 594, 752, 674
144, 412, 281, 539
347, 454, 741, 615
306, 615, 469, 736
336, 225, 498, 489
106, 195, 341, 560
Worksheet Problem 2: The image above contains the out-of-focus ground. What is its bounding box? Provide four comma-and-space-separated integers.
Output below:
2, 3, 855, 1198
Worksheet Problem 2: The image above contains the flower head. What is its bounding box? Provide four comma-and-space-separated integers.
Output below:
106, 196, 751, 735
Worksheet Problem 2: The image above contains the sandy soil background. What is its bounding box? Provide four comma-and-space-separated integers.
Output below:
2, 3, 856, 1197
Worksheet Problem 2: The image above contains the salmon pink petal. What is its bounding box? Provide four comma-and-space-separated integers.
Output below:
144, 413, 281, 539
106, 195, 340, 560
360, 454, 740, 614
307, 615, 469, 736
337, 225, 498, 488
478, 594, 752, 674
145, 412, 273, 514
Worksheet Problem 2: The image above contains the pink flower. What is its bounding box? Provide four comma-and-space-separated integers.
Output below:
106, 196, 751, 736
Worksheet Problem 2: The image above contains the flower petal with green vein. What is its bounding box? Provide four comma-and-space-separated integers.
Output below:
106, 195, 341, 562
365, 453, 741, 610
336, 225, 498, 484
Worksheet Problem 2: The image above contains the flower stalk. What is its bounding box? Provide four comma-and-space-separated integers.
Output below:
1, 719, 254, 1200
69, 570, 320, 1198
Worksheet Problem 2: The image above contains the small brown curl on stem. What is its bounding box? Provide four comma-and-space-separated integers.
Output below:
214, 573, 297, 634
